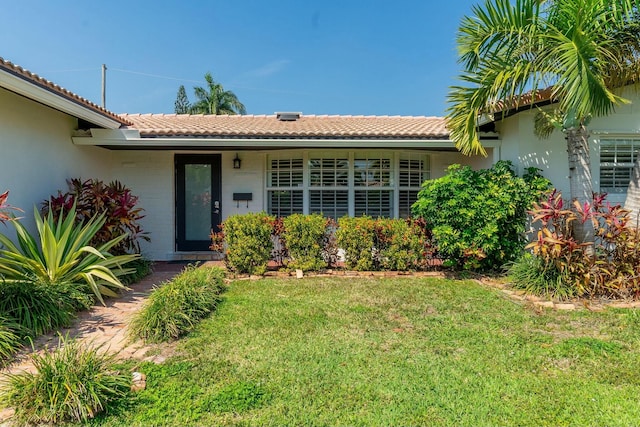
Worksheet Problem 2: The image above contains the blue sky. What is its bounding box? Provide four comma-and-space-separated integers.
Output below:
1, 0, 479, 116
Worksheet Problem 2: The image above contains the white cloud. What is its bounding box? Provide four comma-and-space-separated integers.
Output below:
246, 59, 291, 78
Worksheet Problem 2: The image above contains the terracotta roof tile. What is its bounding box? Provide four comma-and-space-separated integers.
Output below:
120, 113, 449, 139
0, 57, 132, 126
490, 87, 556, 114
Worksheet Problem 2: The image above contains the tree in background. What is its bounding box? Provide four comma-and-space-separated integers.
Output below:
190, 72, 246, 115
446, 0, 640, 243
174, 85, 190, 114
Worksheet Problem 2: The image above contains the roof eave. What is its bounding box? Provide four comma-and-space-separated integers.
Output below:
0, 68, 122, 129
72, 132, 501, 150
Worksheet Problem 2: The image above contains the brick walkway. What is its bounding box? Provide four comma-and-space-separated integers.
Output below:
0, 262, 188, 424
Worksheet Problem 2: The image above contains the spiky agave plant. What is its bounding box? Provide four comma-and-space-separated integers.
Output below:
0, 205, 138, 304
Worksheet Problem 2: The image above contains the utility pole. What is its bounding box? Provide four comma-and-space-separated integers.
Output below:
101, 64, 107, 108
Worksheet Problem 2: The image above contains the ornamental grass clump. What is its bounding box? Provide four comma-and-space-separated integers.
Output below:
0, 316, 21, 366
129, 265, 226, 343
2, 337, 131, 425
0, 280, 80, 337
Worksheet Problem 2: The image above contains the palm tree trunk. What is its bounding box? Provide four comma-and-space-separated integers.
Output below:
566, 125, 595, 244
624, 153, 640, 228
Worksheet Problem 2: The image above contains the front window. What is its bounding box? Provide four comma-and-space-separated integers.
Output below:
267, 158, 304, 216
600, 138, 639, 193
266, 151, 430, 218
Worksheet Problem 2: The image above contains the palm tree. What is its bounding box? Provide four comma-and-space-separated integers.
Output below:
190, 72, 246, 115
447, 0, 640, 243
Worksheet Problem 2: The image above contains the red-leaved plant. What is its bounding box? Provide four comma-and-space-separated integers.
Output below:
42, 179, 149, 255
0, 190, 22, 224
527, 190, 640, 298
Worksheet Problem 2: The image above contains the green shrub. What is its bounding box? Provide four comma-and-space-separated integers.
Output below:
219, 212, 275, 275
336, 216, 377, 271
129, 265, 226, 343
0, 281, 80, 337
336, 217, 435, 271
0, 205, 138, 304
42, 178, 149, 255
281, 214, 334, 271
2, 336, 131, 425
0, 315, 21, 366
376, 218, 432, 271
412, 161, 550, 271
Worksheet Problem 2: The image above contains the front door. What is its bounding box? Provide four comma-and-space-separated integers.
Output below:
175, 154, 222, 251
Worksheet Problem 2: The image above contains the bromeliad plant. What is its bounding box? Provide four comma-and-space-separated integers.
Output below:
0, 205, 138, 304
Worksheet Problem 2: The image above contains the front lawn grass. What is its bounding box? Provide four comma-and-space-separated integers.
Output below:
90, 277, 640, 426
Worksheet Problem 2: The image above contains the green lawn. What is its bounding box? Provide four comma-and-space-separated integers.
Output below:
92, 277, 640, 426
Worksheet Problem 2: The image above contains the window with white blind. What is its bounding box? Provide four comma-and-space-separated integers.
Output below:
398, 155, 430, 218
354, 155, 393, 217
266, 151, 430, 218
266, 158, 304, 216
600, 139, 639, 193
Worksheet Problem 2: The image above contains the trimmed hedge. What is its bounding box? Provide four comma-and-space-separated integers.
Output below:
280, 214, 337, 271
213, 213, 437, 273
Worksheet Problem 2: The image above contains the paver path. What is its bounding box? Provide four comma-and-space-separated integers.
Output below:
0, 262, 190, 424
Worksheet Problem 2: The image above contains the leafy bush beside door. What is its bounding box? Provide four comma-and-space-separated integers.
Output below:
42, 178, 149, 255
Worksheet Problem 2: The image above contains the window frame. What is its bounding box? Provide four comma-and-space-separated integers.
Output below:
265, 150, 430, 218
598, 138, 640, 194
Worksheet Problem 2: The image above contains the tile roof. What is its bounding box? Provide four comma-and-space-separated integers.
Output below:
490, 87, 556, 114
0, 57, 132, 126
120, 113, 450, 139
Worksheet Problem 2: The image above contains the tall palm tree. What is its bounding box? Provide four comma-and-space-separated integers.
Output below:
190, 72, 246, 115
447, 0, 640, 243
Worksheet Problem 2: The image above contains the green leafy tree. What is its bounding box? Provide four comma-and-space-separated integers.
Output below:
190, 72, 246, 115
447, 0, 640, 243
174, 85, 190, 114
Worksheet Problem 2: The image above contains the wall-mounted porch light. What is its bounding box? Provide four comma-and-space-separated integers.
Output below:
233, 153, 242, 169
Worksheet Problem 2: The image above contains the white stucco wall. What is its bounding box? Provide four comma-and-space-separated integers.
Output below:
108, 150, 266, 260
430, 149, 494, 178
496, 87, 640, 205
0, 88, 114, 236
108, 148, 490, 260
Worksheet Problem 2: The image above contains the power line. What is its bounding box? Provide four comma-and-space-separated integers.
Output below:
109, 67, 203, 84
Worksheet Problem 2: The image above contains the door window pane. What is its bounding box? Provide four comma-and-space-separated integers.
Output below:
185, 164, 212, 240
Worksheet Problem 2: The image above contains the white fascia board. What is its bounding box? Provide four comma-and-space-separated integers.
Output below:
73, 136, 502, 149
73, 136, 494, 149
90, 128, 141, 139
0, 69, 121, 129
